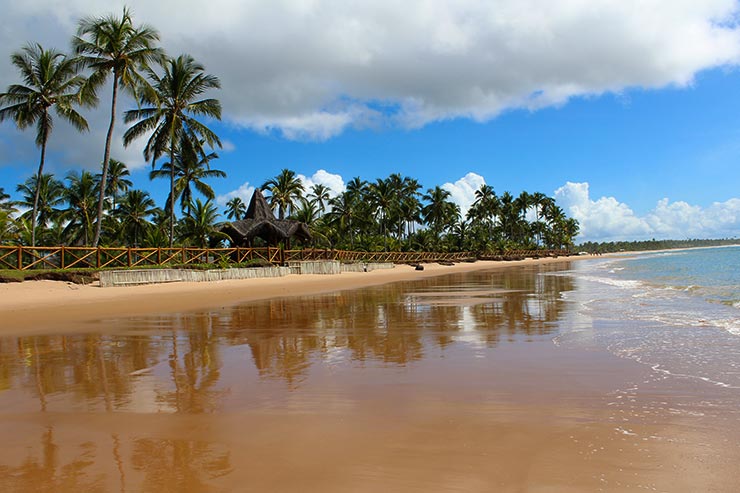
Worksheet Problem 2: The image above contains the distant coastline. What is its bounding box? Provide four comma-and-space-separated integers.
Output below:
578, 238, 740, 254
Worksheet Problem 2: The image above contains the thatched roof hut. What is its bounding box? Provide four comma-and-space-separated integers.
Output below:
220, 189, 312, 247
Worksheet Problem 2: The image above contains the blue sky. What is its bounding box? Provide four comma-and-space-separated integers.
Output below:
2, 0, 740, 242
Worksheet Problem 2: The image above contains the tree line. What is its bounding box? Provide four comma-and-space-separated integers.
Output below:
0, 8, 579, 253
578, 238, 740, 254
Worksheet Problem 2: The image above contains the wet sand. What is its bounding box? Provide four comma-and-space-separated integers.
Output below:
1, 258, 738, 492
0, 258, 578, 335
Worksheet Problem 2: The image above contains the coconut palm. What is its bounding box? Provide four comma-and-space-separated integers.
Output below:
103, 158, 133, 212
115, 189, 157, 246
0, 43, 90, 246
177, 198, 221, 247
421, 186, 460, 239
308, 183, 331, 216
0, 188, 15, 213
123, 54, 222, 247
0, 210, 18, 244
150, 137, 225, 216
74, 7, 163, 246
15, 174, 66, 241
367, 178, 396, 250
261, 168, 304, 220
326, 192, 357, 249
62, 170, 101, 245
224, 197, 246, 221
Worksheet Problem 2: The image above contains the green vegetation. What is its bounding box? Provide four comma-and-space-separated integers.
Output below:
578, 238, 740, 253
0, 8, 579, 254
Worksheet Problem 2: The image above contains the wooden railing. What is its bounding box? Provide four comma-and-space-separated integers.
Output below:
0, 245, 569, 271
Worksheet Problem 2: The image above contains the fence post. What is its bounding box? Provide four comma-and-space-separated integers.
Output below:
61, 246, 65, 269
128, 248, 132, 267
17, 246, 22, 270
97, 248, 101, 269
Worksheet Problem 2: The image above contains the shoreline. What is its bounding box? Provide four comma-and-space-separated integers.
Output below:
0, 256, 591, 336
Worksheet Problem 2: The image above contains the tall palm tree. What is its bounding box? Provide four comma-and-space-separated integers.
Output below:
326, 192, 357, 249
422, 186, 460, 238
62, 170, 100, 245
308, 183, 331, 216
0, 43, 90, 246
150, 137, 225, 215
123, 54, 222, 247
261, 168, 304, 220
103, 158, 133, 212
367, 178, 395, 250
74, 7, 163, 247
115, 189, 157, 246
224, 197, 246, 221
15, 173, 65, 242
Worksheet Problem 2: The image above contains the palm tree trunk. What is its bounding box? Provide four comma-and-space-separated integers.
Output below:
31, 135, 48, 248
170, 147, 176, 248
93, 76, 119, 247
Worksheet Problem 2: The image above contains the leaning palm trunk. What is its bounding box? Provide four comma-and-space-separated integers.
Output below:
93, 76, 119, 246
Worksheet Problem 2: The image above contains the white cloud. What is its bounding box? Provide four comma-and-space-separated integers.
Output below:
216, 181, 255, 207
442, 172, 486, 217
297, 169, 346, 197
555, 181, 740, 242
3, 0, 740, 153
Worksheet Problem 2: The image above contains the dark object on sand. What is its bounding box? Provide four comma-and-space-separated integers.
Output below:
415, 264, 424, 271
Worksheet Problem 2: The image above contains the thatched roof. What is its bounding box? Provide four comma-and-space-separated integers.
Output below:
220, 189, 312, 246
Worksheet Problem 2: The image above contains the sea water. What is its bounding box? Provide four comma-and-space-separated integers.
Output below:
555, 246, 740, 392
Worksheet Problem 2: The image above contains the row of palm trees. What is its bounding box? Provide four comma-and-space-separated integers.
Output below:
0, 8, 221, 248
225, 169, 579, 252
0, 162, 578, 251
0, 165, 222, 248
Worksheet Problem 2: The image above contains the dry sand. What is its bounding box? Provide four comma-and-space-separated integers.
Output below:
0, 257, 581, 336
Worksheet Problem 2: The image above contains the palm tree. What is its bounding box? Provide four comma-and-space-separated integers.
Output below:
308, 183, 331, 216
326, 192, 357, 249
0, 210, 18, 244
15, 174, 65, 242
103, 158, 133, 212
367, 178, 395, 250
150, 137, 225, 215
0, 43, 90, 246
61, 170, 100, 245
177, 198, 221, 247
74, 7, 163, 247
123, 54, 222, 247
224, 197, 246, 221
421, 186, 460, 239
530, 192, 553, 247
261, 168, 304, 220
0, 188, 15, 213
115, 189, 157, 246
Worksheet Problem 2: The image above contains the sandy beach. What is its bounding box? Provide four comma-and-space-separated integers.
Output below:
0, 257, 579, 336
2, 254, 739, 492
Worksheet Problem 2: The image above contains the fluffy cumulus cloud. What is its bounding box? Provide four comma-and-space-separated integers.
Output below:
216, 182, 255, 208
441, 172, 486, 217
297, 169, 346, 197
2, 0, 740, 161
555, 182, 740, 242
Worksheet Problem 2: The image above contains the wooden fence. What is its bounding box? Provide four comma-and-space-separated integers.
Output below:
0, 245, 569, 271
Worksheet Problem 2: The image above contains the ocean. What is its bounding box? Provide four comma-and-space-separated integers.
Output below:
555, 246, 740, 390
